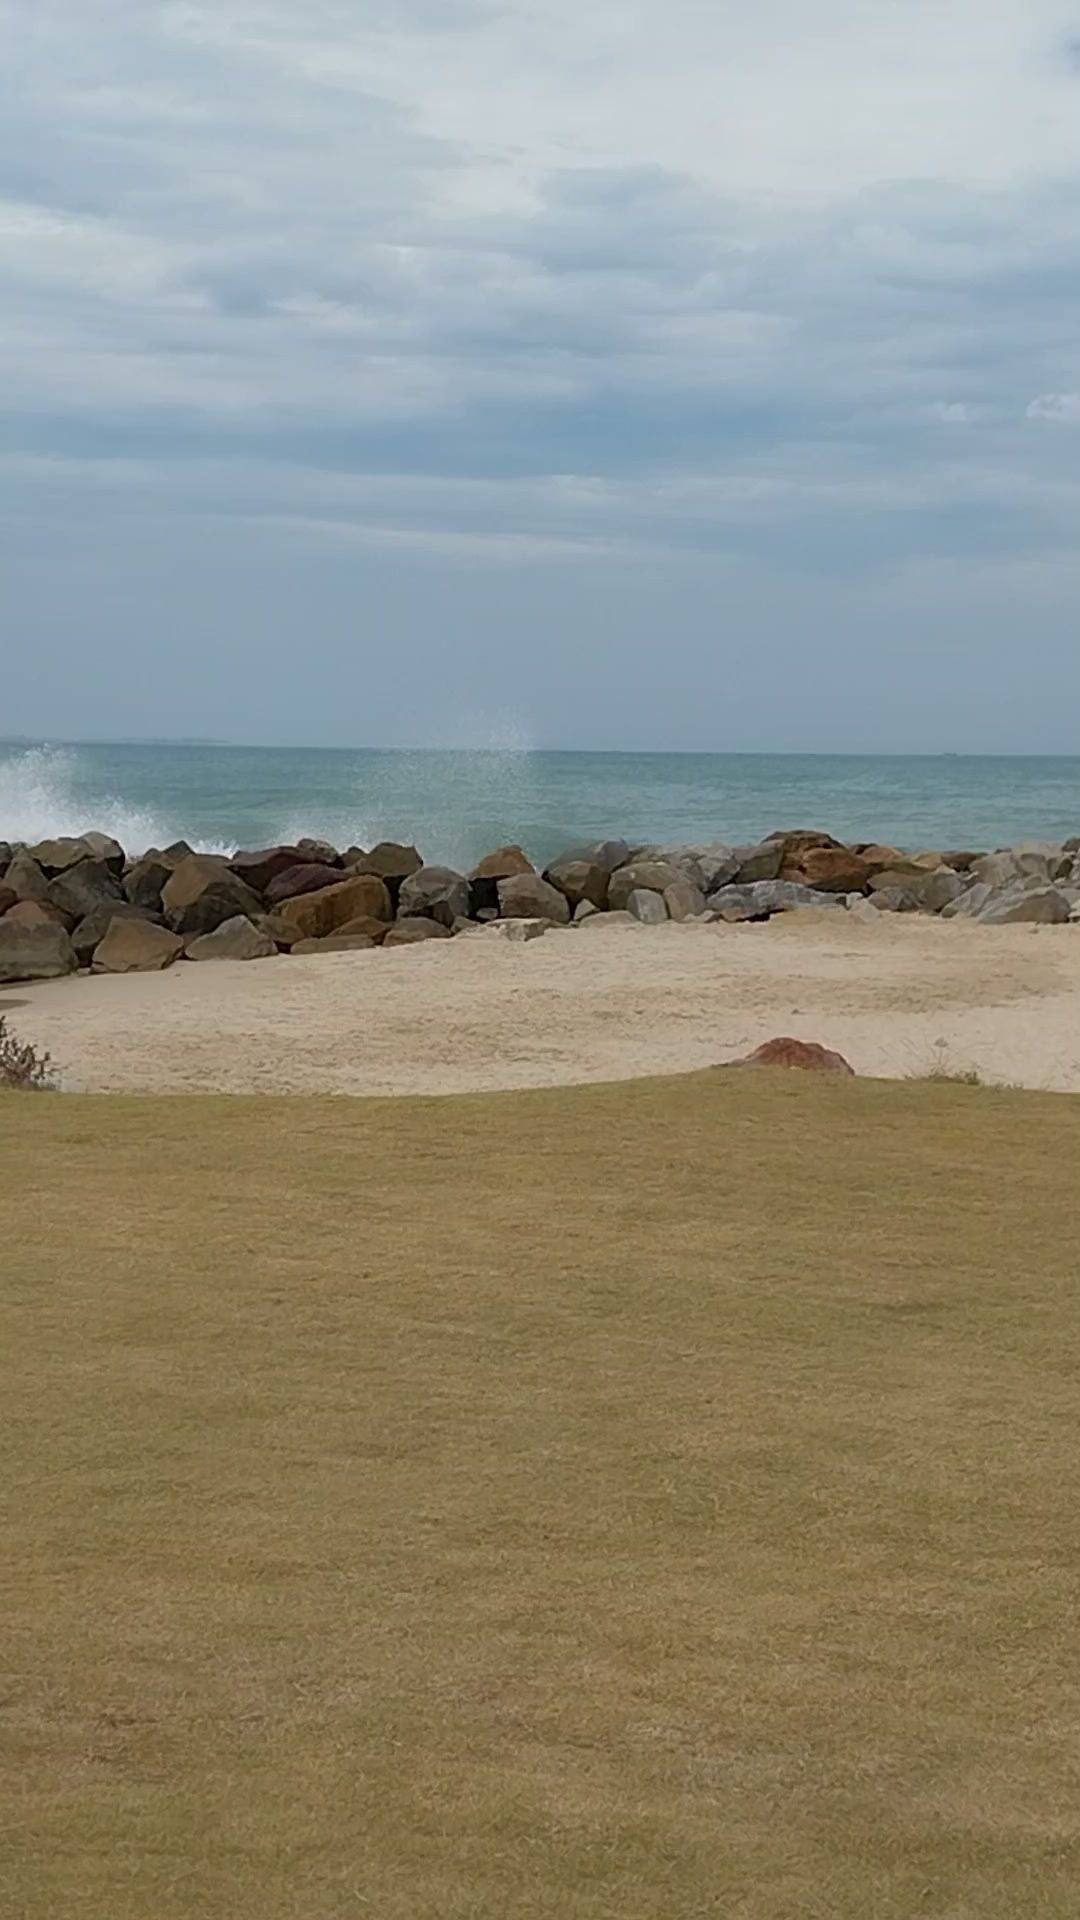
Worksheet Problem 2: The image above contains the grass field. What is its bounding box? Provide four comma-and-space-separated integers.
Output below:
3, 1071, 1080, 1918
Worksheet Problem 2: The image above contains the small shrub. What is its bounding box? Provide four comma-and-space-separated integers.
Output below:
0, 1015, 58, 1091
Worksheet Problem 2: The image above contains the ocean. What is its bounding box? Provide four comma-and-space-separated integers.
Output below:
2, 741, 1079, 870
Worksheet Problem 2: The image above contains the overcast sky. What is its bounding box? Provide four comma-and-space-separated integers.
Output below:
2, 0, 1079, 750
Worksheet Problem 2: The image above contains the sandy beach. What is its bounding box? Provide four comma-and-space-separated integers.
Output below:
5, 913, 1079, 1096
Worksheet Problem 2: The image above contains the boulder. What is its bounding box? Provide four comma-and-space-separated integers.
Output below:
573, 900, 600, 922
383, 916, 453, 946
274, 874, 393, 942
870, 867, 966, 913
607, 861, 681, 911
664, 880, 706, 921
550, 838, 632, 875
634, 844, 739, 893
229, 845, 310, 895
290, 933, 378, 955
469, 845, 535, 913
3, 899, 69, 930
185, 915, 277, 962
261, 862, 345, 907
545, 858, 610, 912
708, 881, 845, 922
123, 857, 173, 914
780, 846, 872, 894
71, 900, 151, 968
328, 914, 392, 945
483, 917, 548, 942
766, 829, 845, 858
29, 835, 105, 875
867, 886, 920, 913
941, 883, 993, 920
161, 854, 233, 915
254, 912, 304, 950
0, 842, 11, 875
577, 910, 640, 930
156, 841, 196, 869
344, 841, 424, 885
4, 852, 52, 904
0, 919, 77, 983
975, 886, 1071, 926
972, 846, 1059, 892
496, 872, 571, 924
397, 866, 469, 928
626, 889, 668, 924
0, 885, 16, 918
81, 832, 126, 871
732, 841, 784, 884
939, 850, 982, 872
49, 859, 124, 923
169, 883, 267, 938
858, 844, 921, 877
92, 918, 185, 973
733, 1037, 855, 1075
294, 837, 342, 868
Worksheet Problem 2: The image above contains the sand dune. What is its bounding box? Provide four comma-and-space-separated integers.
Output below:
6, 914, 1080, 1096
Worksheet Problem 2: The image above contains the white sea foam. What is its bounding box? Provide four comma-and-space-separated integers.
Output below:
0, 746, 176, 854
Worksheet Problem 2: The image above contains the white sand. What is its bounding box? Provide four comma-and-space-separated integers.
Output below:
6, 914, 1080, 1096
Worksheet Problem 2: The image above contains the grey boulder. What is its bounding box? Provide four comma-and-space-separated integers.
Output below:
0, 919, 78, 983
496, 872, 571, 924
397, 865, 469, 928
975, 886, 1071, 926
185, 915, 277, 961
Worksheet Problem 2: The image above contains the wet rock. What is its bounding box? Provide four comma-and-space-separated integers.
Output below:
397, 866, 469, 928
185, 915, 277, 961
496, 872, 571, 924
0, 919, 78, 982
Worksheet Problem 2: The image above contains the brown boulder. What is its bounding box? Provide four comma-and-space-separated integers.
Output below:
92, 918, 185, 973
331, 915, 391, 944
263, 862, 346, 907
275, 874, 392, 941
607, 861, 681, 911
170, 884, 266, 938
71, 901, 152, 967
496, 872, 571, 924
544, 858, 610, 911
161, 854, 232, 915
29, 835, 104, 874
766, 830, 845, 857
49, 859, 125, 922
469, 846, 536, 913
383, 917, 453, 946
0, 919, 77, 983
291, 933, 378, 955
123, 857, 173, 913
3, 899, 69, 930
228, 845, 309, 895
397, 866, 469, 927
733, 1037, 855, 1075
344, 842, 424, 886
5, 852, 52, 904
858, 844, 921, 877
185, 915, 278, 961
0, 885, 16, 917
732, 841, 784, 884
780, 846, 872, 894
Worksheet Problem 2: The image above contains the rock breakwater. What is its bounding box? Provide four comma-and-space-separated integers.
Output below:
1, 828, 1078, 984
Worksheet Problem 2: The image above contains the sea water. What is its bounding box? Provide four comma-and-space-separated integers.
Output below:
1, 741, 1078, 871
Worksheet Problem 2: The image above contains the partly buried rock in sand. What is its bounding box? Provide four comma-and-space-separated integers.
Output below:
482, 916, 548, 942
185, 915, 277, 961
733, 1037, 855, 1075
663, 879, 706, 921
607, 861, 680, 911
709, 881, 845, 922
496, 872, 571, 924
975, 885, 1071, 926
71, 900, 150, 967
383, 916, 453, 946
626, 888, 668, 924
0, 918, 78, 982
93, 918, 185, 973
291, 932, 378, 955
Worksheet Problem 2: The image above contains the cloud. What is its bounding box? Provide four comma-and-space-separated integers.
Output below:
1026, 391, 1080, 421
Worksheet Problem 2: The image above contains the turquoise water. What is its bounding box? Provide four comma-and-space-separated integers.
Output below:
2, 742, 1079, 869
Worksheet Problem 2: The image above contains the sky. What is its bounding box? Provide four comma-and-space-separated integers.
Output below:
2, 0, 1079, 751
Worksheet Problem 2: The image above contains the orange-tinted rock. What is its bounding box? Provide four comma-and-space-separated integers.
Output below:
734, 1037, 855, 1076
780, 846, 872, 893
383, 917, 453, 945
275, 874, 393, 941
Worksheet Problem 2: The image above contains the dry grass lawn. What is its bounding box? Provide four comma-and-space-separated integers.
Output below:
2, 1071, 1079, 1918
